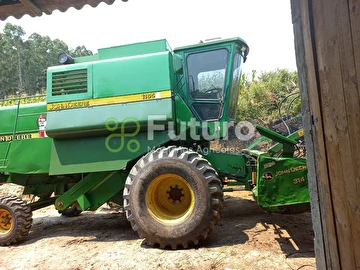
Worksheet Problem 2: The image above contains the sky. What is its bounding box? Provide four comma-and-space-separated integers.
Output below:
0, 0, 297, 74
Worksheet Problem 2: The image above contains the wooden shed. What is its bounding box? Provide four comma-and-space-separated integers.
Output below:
291, 0, 360, 269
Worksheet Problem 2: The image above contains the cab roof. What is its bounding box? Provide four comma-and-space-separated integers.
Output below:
174, 37, 249, 57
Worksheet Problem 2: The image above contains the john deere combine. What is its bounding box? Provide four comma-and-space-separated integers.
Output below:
0, 37, 309, 248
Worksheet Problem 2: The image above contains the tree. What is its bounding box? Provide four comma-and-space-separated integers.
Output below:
0, 23, 93, 98
237, 69, 300, 127
0, 23, 27, 97
70, 45, 93, 57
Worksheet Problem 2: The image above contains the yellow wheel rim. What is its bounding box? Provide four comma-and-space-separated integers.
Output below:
0, 208, 13, 235
146, 173, 195, 225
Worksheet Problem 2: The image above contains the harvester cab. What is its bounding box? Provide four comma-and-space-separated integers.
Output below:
173, 38, 249, 140
0, 37, 309, 249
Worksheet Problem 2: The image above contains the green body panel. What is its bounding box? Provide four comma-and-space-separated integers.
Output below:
254, 154, 310, 213
173, 95, 194, 143
0, 102, 46, 135
1, 137, 51, 175
174, 95, 194, 124
46, 98, 172, 138
73, 40, 171, 64
49, 131, 171, 175
5, 138, 52, 174
0, 143, 8, 168
46, 47, 175, 139
79, 170, 127, 211
202, 151, 250, 183
0, 102, 45, 169
93, 51, 173, 98
98, 39, 171, 60
55, 170, 127, 211
47, 51, 174, 103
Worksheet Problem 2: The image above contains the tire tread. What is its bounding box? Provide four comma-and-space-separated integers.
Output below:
123, 146, 223, 249
0, 196, 33, 246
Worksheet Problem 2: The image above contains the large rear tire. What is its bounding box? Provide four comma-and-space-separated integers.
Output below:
123, 146, 223, 249
0, 196, 32, 246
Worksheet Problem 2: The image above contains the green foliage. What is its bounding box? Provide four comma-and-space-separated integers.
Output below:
71, 45, 93, 57
0, 23, 93, 98
237, 69, 300, 126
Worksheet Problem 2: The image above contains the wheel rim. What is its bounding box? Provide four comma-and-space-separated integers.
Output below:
146, 173, 195, 225
0, 208, 13, 235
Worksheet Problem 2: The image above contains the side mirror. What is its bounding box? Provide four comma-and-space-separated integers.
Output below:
236, 45, 248, 63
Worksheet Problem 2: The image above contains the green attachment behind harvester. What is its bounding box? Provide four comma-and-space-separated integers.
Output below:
252, 153, 309, 213
256, 125, 297, 157
245, 125, 310, 213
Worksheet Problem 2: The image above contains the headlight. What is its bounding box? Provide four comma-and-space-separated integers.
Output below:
58, 53, 74, 64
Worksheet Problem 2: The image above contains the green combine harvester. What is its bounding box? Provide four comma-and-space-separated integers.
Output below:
0, 37, 309, 248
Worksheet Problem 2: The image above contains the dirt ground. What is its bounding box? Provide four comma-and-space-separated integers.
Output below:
0, 190, 316, 270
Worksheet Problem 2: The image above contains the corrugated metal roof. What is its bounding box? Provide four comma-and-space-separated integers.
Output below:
0, 0, 117, 21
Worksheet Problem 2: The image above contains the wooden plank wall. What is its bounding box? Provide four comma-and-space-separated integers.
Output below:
291, 0, 360, 269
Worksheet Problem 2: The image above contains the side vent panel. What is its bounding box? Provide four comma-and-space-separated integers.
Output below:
52, 69, 88, 96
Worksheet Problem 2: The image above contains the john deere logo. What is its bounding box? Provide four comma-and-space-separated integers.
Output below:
105, 117, 140, 153
262, 172, 274, 181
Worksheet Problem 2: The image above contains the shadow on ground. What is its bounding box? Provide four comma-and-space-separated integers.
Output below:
204, 192, 314, 257
19, 191, 314, 259
18, 207, 137, 246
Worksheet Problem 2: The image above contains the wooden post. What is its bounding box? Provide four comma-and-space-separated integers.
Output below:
291, 0, 360, 269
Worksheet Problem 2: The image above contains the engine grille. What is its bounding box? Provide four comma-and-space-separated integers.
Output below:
52, 69, 88, 96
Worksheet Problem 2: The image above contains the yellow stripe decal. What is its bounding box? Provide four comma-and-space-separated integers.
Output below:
0, 133, 39, 142
47, 90, 172, 111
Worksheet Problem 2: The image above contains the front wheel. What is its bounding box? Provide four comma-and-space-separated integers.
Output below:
0, 196, 32, 246
123, 146, 223, 249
